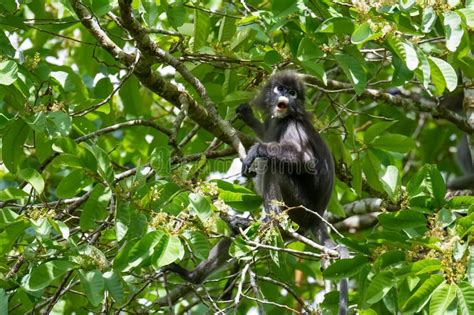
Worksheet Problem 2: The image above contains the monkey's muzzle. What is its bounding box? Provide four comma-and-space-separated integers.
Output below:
276, 96, 289, 111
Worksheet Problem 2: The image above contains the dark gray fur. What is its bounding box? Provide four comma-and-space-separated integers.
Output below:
237, 71, 348, 315
237, 71, 334, 230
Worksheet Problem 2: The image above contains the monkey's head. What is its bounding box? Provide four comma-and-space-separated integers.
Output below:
253, 70, 306, 119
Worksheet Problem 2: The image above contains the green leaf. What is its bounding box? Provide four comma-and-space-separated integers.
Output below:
366, 271, 395, 304
387, 36, 419, 71
192, 9, 211, 51
216, 180, 262, 212
351, 157, 362, 196
428, 56, 458, 93
150, 146, 171, 176
334, 53, 367, 95
162, 191, 189, 215
0, 218, 29, 255
56, 169, 92, 198
322, 255, 368, 280
53, 220, 70, 239
188, 193, 212, 221
395, 259, 442, 277
316, 17, 355, 34
364, 121, 397, 143
230, 27, 256, 51
363, 150, 384, 192
371, 134, 416, 153
166, 3, 186, 29
416, 48, 431, 89
443, 11, 464, 52
115, 202, 130, 242
218, 16, 236, 42
103, 271, 125, 303
85, 144, 114, 183
45, 111, 72, 138
0, 187, 29, 201
0, 208, 18, 226
18, 168, 44, 195
458, 8, 474, 28
374, 250, 406, 269
380, 165, 399, 199
152, 234, 184, 268
185, 231, 211, 261
402, 275, 444, 312
78, 270, 104, 307
0, 60, 18, 85
264, 50, 282, 65
298, 60, 327, 83
297, 37, 324, 60
438, 209, 456, 230
126, 230, 165, 269
447, 196, 474, 209
0, 289, 7, 315
378, 210, 426, 229
230, 236, 253, 259
457, 282, 474, 314
26, 260, 78, 291
407, 164, 446, 208
271, 0, 298, 17
429, 283, 456, 315
328, 191, 346, 217
2, 119, 30, 173
223, 91, 255, 105
351, 22, 379, 44
422, 7, 437, 33
466, 247, 474, 286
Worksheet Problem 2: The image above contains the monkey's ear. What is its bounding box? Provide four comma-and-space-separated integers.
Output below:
251, 90, 266, 109
251, 81, 273, 111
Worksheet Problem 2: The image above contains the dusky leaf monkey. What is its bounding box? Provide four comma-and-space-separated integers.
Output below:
237, 70, 348, 315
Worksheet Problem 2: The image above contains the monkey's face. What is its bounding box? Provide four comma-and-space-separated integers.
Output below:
271, 84, 300, 119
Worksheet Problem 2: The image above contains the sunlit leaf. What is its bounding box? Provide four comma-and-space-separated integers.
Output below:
26, 260, 78, 291
78, 270, 105, 307
0, 60, 17, 85
402, 275, 444, 312
443, 11, 464, 52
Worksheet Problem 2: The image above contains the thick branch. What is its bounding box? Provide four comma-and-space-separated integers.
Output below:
304, 76, 473, 134
70, 0, 254, 152
117, 0, 247, 159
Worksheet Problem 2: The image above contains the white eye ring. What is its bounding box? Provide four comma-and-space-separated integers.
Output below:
273, 86, 280, 94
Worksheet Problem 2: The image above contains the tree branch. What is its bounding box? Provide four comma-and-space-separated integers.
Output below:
70, 0, 254, 153
117, 0, 247, 159
304, 75, 474, 134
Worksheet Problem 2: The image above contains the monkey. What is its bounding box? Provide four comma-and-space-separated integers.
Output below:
165, 71, 348, 313
237, 70, 348, 315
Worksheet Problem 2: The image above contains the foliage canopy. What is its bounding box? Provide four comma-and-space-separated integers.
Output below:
0, 0, 474, 314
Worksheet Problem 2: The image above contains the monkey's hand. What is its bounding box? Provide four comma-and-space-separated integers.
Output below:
241, 143, 260, 178
236, 103, 253, 121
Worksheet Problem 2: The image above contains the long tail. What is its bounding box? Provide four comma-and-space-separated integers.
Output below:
311, 225, 349, 315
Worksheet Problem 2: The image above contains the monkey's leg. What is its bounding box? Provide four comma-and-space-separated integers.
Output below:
262, 173, 283, 218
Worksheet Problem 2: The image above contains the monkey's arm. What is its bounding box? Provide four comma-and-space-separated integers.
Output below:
236, 103, 265, 139
242, 142, 308, 177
